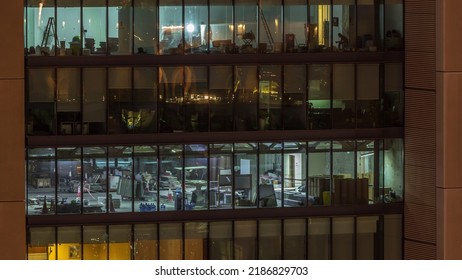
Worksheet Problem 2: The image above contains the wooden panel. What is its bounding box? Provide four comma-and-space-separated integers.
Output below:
405, 52, 436, 90
404, 202, 436, 244
405, 0, 436, 15
405, 166, 436, 207
405, 89, 436, 129
405, 13, 436, 53
404, 240, 437, 260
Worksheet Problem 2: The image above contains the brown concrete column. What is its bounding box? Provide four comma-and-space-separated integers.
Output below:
436, 0, 462, 259
0, 0, 26, 259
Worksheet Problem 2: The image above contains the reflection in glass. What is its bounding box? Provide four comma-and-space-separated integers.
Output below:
133, 67, 158, 133
27, 148, 56, 215
332, 64, 354, 128
185, 222, 208, 259
332, 217, 354, 259
28, 227, 56, 260
185, 0, 208, 54
184, 66, 209, 132
235, 66, 258, 130
259, 65, 282, 130
83, 68, 107, 134
235, 0, 258, 52
283, 142, 307, 207
57, 68, 81, 135
27, 69, 56, 135
135, 0, 158, 54
83, 0, 107, 55
159, 145, 183, 211
307, 217, 330, 259
259, 220, 281, 259
134, 224, 158, 260
159, 0, 183, 55
308, 64, 331, 129
159, 66, 184, 132
210, 0, 234, 54
234, 220, 256, 259
83, 225, 108, 260
384, 0, 403, 51
108, 68, 133, 134
332, 141, 354, 205
109, 0, 133, 54
57, 147, 82, 214
284, 219, 306, 259
58, 226, 81, 260
210, 221, 232, 259
259, 0, 283, 53
356, 216, 378, 259
308, 141, 331, 206
284, 0, 308, 53
108, 146, 133, 213
283, 65, 307, 130
234, 143, 257, 208
159, 223, 183, 259
83, 147, 107, 214
109, 225, 132, 259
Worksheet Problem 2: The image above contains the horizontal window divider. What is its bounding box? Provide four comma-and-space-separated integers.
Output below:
26, 127, 404, 147
26, 52, 404, 68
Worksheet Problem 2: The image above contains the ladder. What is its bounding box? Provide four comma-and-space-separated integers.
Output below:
41, 17, 57, 48
259, 5, 274, 48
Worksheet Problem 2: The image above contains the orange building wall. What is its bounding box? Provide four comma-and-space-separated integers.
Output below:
0, 0, 26, 259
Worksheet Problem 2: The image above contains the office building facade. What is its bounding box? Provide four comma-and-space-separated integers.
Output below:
0, 0, 459, 259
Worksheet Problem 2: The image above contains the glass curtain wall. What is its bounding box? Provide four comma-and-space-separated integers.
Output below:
308, 64, 331, 129
57, 147, 82, 214
283, 65, 307, 129
234, 220, 257, 259
258, 143, 282, 208
185, 222, 208, 259
108, 67, 133, 134
83, 68, 106, 134
309, 0, 331, 51
384, 0, 403, 51
82, 147, 108, 213
27, 148, 56, 215
210, 0, 234, 53
109, 225, 132, 259
235, 0, 258, 52
134, 146, 158, 212
308, 141, 331, 206
209, 221, 233, 259
356, 64, 380, 128
185, 0, 208, 54
333, 0, 355, 51
57, 0, 81, 56
283, 142, 307, 207
28, 227, 56, 260
83, 0, 107, 55
57, 68, 81, 135
283, 219, 306, 259
234, 143, 258, 208
209, 66, 234, 131
259, 65, 282, 130
159, 66, 184, 132
332, 140, 355, 205
159, 145, 183, 211
234, 65, 258, 130
27, 69, 56, 135
184, 144, 208, 210
332, 64, 355, 128
184, 66, 209, 132
284, 0, 308, 53
134, 0, 158, 54
209, 144, 233, 209
108, 146, 133, 213
159, 0, 183, 54
133, 224, 158, 259
133, 67, 158, 133
259, 0, 283, 53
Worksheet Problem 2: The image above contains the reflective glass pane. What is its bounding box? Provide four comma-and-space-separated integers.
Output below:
235, 0, 258, 52
384, 0, 403, 51
234, 220, 256, 259
357, 0, 377, 51
159, 0, 183, 55
184, 66, 209, 132
58, 226, 82, 260
109, 0, 133, 54
109, 225, 132, 259
108, 67, 133, 134
333, 0, 356, 51
234, 143, 257, 208
209, 66, 233, 131
309, 0, 331, 51
357, 64, 380, 128
259, 220, 281, 259
210, 0, 234, 54
283, 219, 306, 259
259, 143, 282, 208
109, 146, 133, 213
308, 64, 331, 129
133, 67, 158, 133
332, 141, 354, 205
384, 214, 402, 259
26, 0, 55, 56
57, 0, 81, 56
57, 68, 81, 135
83, 0, 107, 55
259, 0, 283, 53
332, 216, 354, 260
284, 0, 308, 53
185, 0, 208, 54
83, 225, 108, 260
27, 69, 56, 135
159, 66, 184, 132
383, 63, 403, 126
134, 224, 158, 260
210, 221, 232, 259
28, 227, 56, 260
235, 66, 258, 130
83, 147, 107, 214
27, 148, 56, 215
134, 146, 158, 212
382, 139, 403, 202
83, 68, 107, 134
159, 145, 183, 211
185, 222, 208, 259
357, 140, 374, 205
283, 65, 307, 130
210, 144, 233, 210
356, 216, 378, 259
332, 64, 354, 128
57, 147, 82, 214
283, 142, 307, 207
307, 217, 330, 259
308, 141, 331, 206
134, 0, 158, 54
159, 223, 183, 259
259, 65, 282, 130
185, 144, 208, 210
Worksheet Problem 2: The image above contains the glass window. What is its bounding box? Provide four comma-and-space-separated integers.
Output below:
284, 0, 308, 53
108, 67, 133, 134
259, 220, 281, 259
382, 139, 403, 202
28, 227, 56, 260
184, 66, 209, 132
134, 146, 158, 212
283, 142, 307, 207
159, 66, 184, 132
235, 0, 258, 52
259, 143, 282, 208
27, 148, 56, 215
383, 63, 403, 126
283, 65, 307, 130
185, 0, 208, 54
357, 140, 375, 205
283, 219, 306, 259
57, 147, 82, 214
259, 65, 282, 130
82, 147, 107, 214
357, 64, 380, 128
83, 68, 107, 134
234, 143, 258, 208
57, 68, 81, 135
308, 141, 331, 206
134, 0, 158, 54
134, 224, 158, 260
259, 0, 283, 53
234, 220, 257, 259
332, 216, 354, 259
159, 145, 183, 211
209, 144, 233, 209
209, 66, 233, 131
332, 64, 354, 128
27, 69, 56, 135
83, 0, 107, 55
133, 67, 158, 133
109, 225, 132, 259
83, 225, 108, 260
384, 214, 402, 259
356, 216, 379, 259
185, 222, 208, 259
159, 0, 183, 55
210, 0, 234, 54
26, 0, 56, 56
184, 144, 208, 210
309, 0, 331, 51
57, 0, 81, 56
235, 66, 258, 131
333, 0, 356, 51
307, 217, 330, 259
308, 64, 331, 129
357, 0, 377, 51
210, 221, 232, 259
384, 0, 403, 51
58, 226, 82, 260
159, 223, 183, 259
109, 0, 133, 54
332, 140, 355, 205
108, 146, 133, 213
